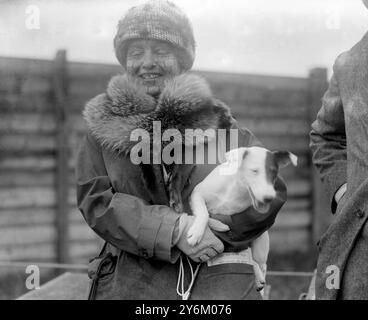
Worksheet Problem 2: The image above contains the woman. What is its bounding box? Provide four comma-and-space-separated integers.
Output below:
76, 0, 286, 300
310, 0, 368, 300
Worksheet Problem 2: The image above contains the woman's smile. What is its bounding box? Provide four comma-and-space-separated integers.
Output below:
139, 72, 162, 80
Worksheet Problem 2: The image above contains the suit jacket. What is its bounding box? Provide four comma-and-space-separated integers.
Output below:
310, 31, 368, 299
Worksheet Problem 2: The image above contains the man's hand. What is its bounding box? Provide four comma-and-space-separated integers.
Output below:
174, 214, 226, 262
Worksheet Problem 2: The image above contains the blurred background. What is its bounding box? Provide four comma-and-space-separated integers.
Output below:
0, 0, 367, 300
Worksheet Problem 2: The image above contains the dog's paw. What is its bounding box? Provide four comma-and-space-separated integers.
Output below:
169, 187, 184, 213
208, 218, 230, 232
256, 285, 265, 292
170, 198, 184, 213
253, 263, 266, 291
255, 278, 266, 292
187, 225, 204, 246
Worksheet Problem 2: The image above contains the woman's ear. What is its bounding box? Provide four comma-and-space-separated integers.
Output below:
273, 151, 298, 168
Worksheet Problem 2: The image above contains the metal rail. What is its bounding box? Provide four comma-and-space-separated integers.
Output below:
0, 261, 88, 270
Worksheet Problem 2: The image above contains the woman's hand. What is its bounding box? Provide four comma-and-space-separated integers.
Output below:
175, 214, 226, 262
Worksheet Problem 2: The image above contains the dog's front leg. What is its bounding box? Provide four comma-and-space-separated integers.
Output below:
187, 186, 209, 246
251, 231, 269, 291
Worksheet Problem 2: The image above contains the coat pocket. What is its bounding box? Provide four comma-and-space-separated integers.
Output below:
317, 192, 349, 249
335, 192, 348, 216
192, 263, 260, 300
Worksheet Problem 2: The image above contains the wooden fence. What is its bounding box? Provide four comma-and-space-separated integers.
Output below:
0, 50, 329, 264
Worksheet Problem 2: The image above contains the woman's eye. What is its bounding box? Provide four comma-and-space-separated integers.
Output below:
127, 49, 143, 57
155, 48, 169, 55
251, 169, 259, 174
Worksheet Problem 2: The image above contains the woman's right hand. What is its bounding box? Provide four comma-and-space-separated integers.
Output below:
174, 214, 225, 262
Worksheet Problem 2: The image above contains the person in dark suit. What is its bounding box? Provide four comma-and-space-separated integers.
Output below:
310, 0, 368, 299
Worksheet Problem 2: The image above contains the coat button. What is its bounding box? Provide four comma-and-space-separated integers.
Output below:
140, 248, 149, 258
355, 209, 365, 218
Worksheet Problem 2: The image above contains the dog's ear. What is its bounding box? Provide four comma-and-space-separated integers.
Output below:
224, 147, 248, 165
273, 151, 298, 168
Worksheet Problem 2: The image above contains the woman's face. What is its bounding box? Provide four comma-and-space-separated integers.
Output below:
126, 39, 182, 96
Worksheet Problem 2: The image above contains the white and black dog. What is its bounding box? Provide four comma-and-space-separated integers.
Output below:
188, 146, 298, 289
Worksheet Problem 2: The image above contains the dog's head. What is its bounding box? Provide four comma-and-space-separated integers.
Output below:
224, 147, 297, 213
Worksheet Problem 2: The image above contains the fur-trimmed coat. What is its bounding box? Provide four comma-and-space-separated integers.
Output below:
76, 73, 286, 299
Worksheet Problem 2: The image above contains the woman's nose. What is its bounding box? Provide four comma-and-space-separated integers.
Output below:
141, 50, 156, 70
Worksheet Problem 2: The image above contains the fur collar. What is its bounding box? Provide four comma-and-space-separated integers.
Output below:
83, 73, 234, 155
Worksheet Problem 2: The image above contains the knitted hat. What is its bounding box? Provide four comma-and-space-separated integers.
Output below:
114, 0, 196, 71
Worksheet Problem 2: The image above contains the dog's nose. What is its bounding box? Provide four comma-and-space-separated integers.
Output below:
263, 196, 274, 204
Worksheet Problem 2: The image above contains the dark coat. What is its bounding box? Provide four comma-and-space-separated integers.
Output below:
310, 32, 368, 300
76, 73, 287, 299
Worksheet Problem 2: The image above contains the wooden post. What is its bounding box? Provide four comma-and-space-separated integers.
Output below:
307, 68, 330, 243
52, 50, 70, 263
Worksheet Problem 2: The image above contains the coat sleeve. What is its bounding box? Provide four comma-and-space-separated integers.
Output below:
75, 132, 182, 263
310, 61, 347, 213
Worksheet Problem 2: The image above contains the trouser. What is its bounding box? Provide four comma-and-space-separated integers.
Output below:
88, 246, 261, 300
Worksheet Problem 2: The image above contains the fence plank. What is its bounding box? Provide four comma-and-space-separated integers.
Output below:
0, 114, 56, 133
241, 118, 310, 136
0, 92, 52, 113
0, 223, 97, 247
0, 134, 56, 153
273, 211, 312, 229
0, 171, 54, 187
0, 156, 55, 171
0, 56, 52, 77
0, 188, 55, 209
0, 208, 55, 227
269, 228, 310, 252
253, 135, 310, 153
52, 50, 70, 264
0, 207, 85, 228
231, 104, 308, 119
0, 241, 100, 262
